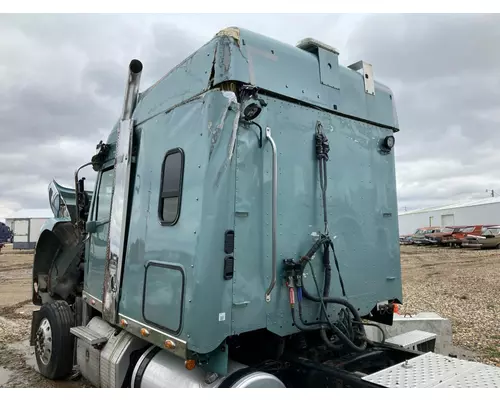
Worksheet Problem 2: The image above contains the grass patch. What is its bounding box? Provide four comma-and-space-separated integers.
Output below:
485, 346, 500, 358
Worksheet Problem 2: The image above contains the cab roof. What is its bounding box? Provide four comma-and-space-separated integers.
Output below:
107, 27, 398, 145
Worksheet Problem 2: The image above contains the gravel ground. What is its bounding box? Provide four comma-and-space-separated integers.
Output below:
0, 245, 88, 388
399, 244, 500, 367
0, 242, 499, 387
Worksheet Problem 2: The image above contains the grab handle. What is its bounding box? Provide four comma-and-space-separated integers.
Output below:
264, 127, 278, 303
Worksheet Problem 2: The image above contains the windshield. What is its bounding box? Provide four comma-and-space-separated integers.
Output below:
462, 227, 475, 233
442, 227, 454, 233
483, 228, 500, 235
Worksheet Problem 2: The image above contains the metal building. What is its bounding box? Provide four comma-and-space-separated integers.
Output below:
6, 209, 53, 250
398, 197, 500, 236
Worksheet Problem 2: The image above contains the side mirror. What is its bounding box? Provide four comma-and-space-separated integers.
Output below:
86, 221, 97, 233
86, 219, 109, 233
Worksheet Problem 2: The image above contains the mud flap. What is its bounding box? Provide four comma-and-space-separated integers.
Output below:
29, 310, 42, 346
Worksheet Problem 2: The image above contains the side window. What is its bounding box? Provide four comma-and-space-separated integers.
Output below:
95, 168, 115, 222
159, 148, 184, 225
51, 194, 61, 217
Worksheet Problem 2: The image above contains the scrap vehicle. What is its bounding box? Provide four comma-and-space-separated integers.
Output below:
0, 222, 12, 253
411, 227, 441, 245
461, 225, 500, 249
398, 234, 413, 245
424, 226, 466, 246
399, 229, 418, 245
441, 224, 497, 248
29, 28, 500, 388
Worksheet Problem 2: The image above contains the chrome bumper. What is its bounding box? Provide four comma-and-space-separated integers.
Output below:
461, 242, 482, 248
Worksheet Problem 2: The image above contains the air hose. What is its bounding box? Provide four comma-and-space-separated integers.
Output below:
287, 121, 370, 353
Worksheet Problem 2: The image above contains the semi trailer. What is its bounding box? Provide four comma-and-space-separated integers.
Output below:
29, 27, 500, 388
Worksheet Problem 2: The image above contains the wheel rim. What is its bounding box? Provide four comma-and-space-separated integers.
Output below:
35, 318, 53, 365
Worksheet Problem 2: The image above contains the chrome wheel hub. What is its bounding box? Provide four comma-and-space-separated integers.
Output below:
35, 318, 52, 365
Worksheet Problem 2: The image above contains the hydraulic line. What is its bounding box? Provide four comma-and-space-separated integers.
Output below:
308, 261, 367, 352
287, 121, 370, 352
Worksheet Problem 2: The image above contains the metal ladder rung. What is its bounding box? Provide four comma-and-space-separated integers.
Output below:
70, 326, 109, 346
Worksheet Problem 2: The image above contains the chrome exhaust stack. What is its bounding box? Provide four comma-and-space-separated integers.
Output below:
120, 59, 143, 121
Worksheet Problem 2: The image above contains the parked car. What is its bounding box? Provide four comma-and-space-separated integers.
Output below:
461, 226, 500, 249
399, 232, 415, 245
411, 227, 442, 245
441, 224, 498, 247
424, 225, 467, 246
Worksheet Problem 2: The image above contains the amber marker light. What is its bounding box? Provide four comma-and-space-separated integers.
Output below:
185, 359, 196, 370
164, 340, 176, 350
140, 328, 150, 337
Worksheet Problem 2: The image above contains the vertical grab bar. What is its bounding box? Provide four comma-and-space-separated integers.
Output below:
265, 127, 278, 302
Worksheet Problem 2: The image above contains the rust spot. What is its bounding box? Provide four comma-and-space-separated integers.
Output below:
215, 27, 240, 46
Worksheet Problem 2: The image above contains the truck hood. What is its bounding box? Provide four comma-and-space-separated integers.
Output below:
48, 179, 93, 222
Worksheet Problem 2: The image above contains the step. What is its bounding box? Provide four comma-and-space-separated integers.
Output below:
70, 326, 109, 346
385, 329, 437, 352
362, 351, 500, 388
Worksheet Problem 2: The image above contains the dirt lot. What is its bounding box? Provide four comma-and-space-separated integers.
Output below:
0, 243, 499, 387
0, 245, 89, 388
399, 244, 500, 367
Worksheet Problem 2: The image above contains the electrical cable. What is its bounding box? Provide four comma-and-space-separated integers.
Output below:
287, 121, 374, 353
308, 261, 367, 352
353, 321, 386, 344
249, 121, 263, 148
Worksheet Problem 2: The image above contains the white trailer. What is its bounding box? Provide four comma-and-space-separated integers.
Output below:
8, 209, 52, 250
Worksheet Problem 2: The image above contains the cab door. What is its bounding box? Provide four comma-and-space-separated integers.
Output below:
84, 167, 115, 301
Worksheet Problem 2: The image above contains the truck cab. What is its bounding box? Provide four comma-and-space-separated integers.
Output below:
29, 27, 500, 388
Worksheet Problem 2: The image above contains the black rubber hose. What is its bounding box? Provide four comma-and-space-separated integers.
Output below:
329, 241, 346, 296
318, 299, 367, 352
297, 294, 322, 327
354, 321, 386, 344
291, 306, 324, 332
322, 242, 331, 298
306, 261, 368, 352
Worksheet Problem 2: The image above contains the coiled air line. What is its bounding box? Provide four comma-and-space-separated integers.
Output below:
284, 121, 381, 353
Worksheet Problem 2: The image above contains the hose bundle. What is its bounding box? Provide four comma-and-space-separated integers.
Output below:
285, 121, 381, 353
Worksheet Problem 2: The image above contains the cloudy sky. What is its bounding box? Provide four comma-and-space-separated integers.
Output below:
0, 13, 499, 218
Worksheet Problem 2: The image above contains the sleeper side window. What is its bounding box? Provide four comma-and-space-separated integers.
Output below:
159, 148, 184, 225
95, 168, 115, 222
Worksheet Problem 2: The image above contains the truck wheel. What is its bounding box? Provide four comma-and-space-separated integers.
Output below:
34, 300, 75, 380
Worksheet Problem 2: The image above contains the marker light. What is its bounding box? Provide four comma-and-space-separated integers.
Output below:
164, 340, 176, 350
185, 359, 196, 370
382, 135, 395, 151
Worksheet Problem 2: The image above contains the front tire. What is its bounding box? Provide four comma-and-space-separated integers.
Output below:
34, 300, 75, 380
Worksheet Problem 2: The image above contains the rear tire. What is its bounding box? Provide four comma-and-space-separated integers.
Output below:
34, 300, 75, 380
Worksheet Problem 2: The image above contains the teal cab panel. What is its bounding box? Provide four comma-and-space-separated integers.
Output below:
119, 90, 238, 353
84, 27, 401, 360
232, 95, 400, 337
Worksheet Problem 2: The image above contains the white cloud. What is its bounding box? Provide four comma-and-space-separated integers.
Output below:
1, 13, 498, 219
